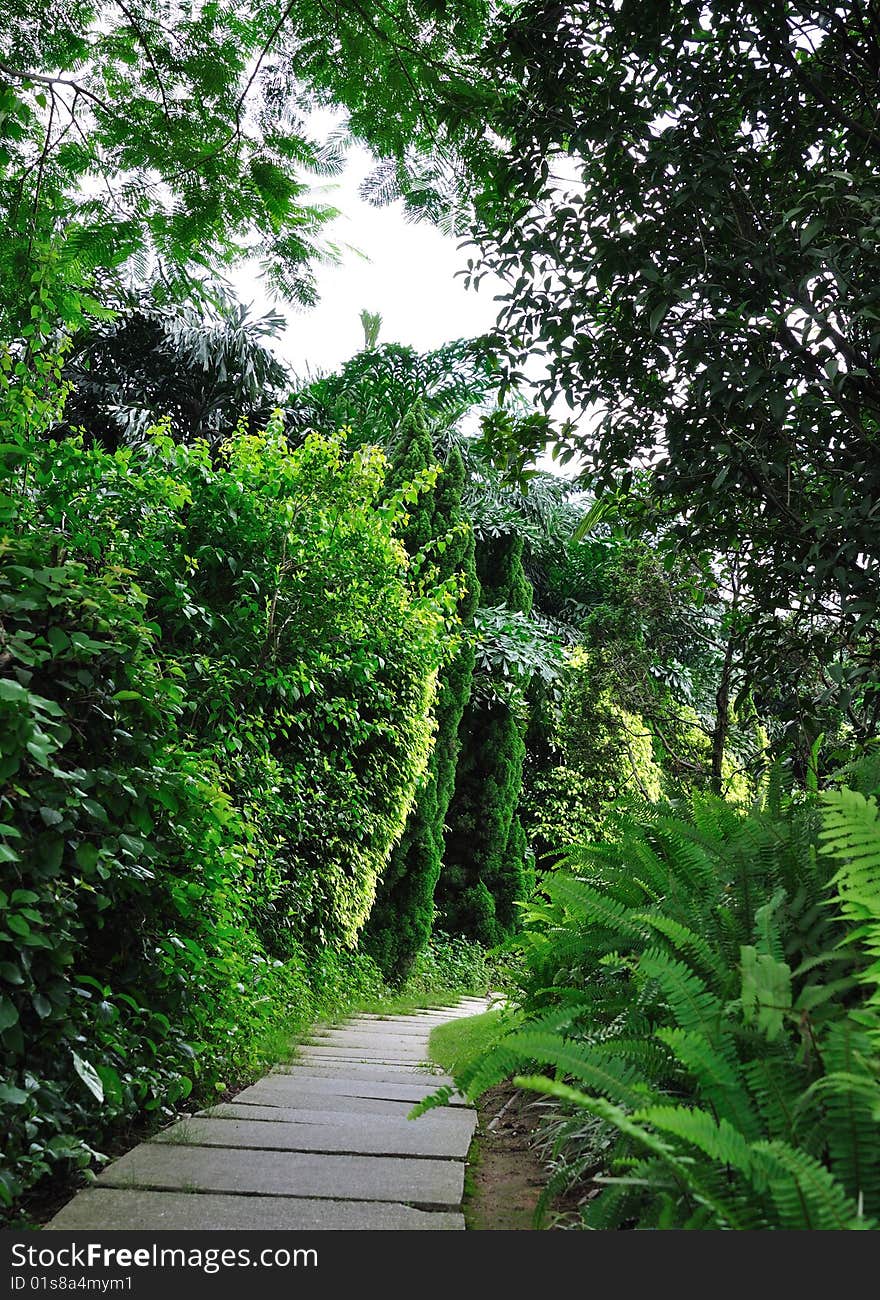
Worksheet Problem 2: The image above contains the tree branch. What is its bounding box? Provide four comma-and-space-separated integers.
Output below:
0, 61, 115, 117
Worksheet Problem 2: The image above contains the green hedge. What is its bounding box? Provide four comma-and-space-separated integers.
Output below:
365, 425, 479, 982
0, 419, 456, 1214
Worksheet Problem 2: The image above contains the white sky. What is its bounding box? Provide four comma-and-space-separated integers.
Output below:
231, 141, 506, 379
229, 125, 588, 479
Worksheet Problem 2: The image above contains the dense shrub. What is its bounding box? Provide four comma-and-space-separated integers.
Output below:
440, 533, 533, 944
399, 932, 492, 1000
523, 648, 663, 859
365, 423, 479, 982
523, 647, 755, 868
0, 419, 456, 1213
434, 769, 880, 1229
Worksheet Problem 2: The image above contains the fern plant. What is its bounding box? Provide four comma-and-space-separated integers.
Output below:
424, 776, 880, 1229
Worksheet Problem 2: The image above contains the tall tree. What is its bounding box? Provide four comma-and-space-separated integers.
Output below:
438, 530, 534, 945
289, 338, 500, 450
60, 296, 290, 447
364, 411, 479, 981
409, 1, 880, 747
0, 0, 491, 332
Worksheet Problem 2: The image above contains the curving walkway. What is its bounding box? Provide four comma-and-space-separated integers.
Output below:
46, 998, 490, 1231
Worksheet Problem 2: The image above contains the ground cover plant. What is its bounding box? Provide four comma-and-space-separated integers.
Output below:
427, 761, 880, 1229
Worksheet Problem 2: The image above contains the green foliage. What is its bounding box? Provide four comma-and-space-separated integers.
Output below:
364, 420, 479, 982
0, 409, 454, 1214
521, 532, 766, 866
289, 340, 500, 450
440, 532, 534, 945
438, 776, 880, 1229
0, 0, 492, 332
400, 931, 492, 1003
428, 1007, 503, 1074
442, 1, 880, 741
60, 297, 291, 448
820, 785, 880, 1012
522, 644, 708, 869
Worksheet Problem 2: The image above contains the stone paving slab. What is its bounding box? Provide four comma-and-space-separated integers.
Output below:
222, 1090, 450, 1117
301, 1033, 430, 1050
275, 1061, 451, 1081
317, 1029, 434, 1040
313, 1023, 431, 1039
296, 1044, 430, 1060
320, 1021, 435, 1037
154, 1113, 473, 1158
46, 1189, 465, 1231
302, 1045, 430, 1061
334, 1013, 437, 1025
357, 1008, 474, 1021
201, 1103, 474, 1139
98, 1144, 465, 1206
237, 1076, 465, 1107
426, 1002, 491, 1014
308, 1033, 430, 1053
292, 1059, 431, 1073
355, 1012, 444, 1022
46, 997, 488, 1230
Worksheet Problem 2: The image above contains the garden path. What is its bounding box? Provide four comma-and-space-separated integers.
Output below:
46, 998, 490, 1231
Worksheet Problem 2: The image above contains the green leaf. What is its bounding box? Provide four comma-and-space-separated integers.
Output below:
0, 996, 19, 1031
32, 993, 52, 1018
75, 842, 100, 871
46, 626, 71, 655
72, 1051, 104, 1102
0, 1082, 28, 1105
740, 945, 792, 1040
96, 1065, 123, 1106
649, 303, 668, 334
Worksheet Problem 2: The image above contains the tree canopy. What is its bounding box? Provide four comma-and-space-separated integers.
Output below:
439, 1, 880, 742
0, 0, 490, 332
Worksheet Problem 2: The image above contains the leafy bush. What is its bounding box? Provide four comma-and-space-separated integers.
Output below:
402, 932, 492, 999
0, 418, 455, 1215
523, 646, 755, 869
364, 421, 478, 982
440, 532, 534, 943
431, 772, 880, 1230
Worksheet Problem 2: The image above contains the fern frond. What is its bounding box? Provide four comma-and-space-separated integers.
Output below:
656, 1028, 762, 1139
633, 911, 726, 984
579, 1182, 641, 1230
544, 872, 646, 942
407, 1084, 457, 1119
638, 948, 728, 1047
514, 1081, 753, 1229
753, 888, 787, 963
820, 787, 880, 1000
633, 1103, 754, 1175
742, 1057, 803, 1144
812, 1016, 880, 1216
754, 1140, 871, 1230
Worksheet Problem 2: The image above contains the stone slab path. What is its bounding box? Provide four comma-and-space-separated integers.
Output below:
47, 996, 491, 1232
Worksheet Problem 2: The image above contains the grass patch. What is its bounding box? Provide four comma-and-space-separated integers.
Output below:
428, 1009, 504, 1075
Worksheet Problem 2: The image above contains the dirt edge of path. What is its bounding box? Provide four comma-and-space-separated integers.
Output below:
463, 1081, 571, 1230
